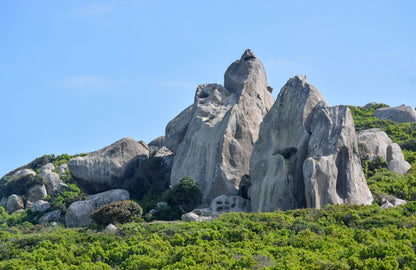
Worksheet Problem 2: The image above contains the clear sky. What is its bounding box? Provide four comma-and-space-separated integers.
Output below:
1, 0, 415, 177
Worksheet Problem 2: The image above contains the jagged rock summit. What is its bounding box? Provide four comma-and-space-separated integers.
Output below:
166, 49, 275, 204
250, 75, 373, 211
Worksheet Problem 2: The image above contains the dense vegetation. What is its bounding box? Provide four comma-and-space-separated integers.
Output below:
2, 204, 416, 269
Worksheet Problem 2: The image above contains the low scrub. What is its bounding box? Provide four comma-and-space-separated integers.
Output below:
91, 200, 143, 226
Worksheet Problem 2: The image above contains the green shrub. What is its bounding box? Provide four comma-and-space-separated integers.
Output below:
165, 176, 202, 214
91, 200, 143, 226
364, 156, 388, 178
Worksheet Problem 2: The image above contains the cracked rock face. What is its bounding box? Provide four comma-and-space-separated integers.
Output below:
250, 75, 373, 211
166, 49, 274, 204
374, 105, 416, 123
68, 138, 149, 194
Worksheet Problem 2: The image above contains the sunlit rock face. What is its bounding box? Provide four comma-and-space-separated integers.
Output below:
166, 49, 274, 204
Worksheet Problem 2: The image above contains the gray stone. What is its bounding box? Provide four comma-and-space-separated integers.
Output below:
303, 105, 373, 208
39, 210, 62, 225
6, 194, 24, 213
165, 105, 194, 153
103, 223, 118, 234
40, 163, 55, 177
68, 138, 149, 194
65, 189, 130, 228
374, 105, 416, 123
156, 201, 167, 208
26, 185, 47, 206
43, 172, 63, 194
363, 102, 379, 109
154, 147, 174, 167
167, 49, 274, 204
57, 183, 71, 193
65, 200, 96, 228
391, 198, 407, 207
181, 212, 213, 222
250, 75, 373, 212
149, 136, 166, 154
13, 169, 36, 177
357, 129, 411, 174
209, 195, 249, 213
0, 197, 8, 208
31, 200, 51, 213
57, 164, 69, 175
380, 198, 393, 209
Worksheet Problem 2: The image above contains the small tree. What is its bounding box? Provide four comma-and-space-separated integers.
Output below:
91, 200, 143, 226
165, 176, 202, 213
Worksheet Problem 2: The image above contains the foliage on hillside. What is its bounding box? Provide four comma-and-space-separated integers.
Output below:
1, 204, 416, 269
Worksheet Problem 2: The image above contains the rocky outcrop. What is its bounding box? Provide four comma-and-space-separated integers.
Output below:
148, 136, 166, 154
166, 49, 274, 204
6, 194, 24, 213
13, 169, 36, 177
250, 75, 373, 212
40, 163, 63, 194
374, 105, 416, 123
26, 185, 47, 206
68, 138, 149, 194
31, 200, 51, 213
363, 102, 379, 109
57, 164, 69, 175
65, 189, 130, 228
357, 129, 411, 174
39, 210, 62, 225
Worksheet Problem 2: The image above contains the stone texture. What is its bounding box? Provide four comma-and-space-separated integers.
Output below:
181, 212, 213, 222
374, 105, 416, 123
13, 169, 36, 177
0, 197, 7, 208
302, 105, 373, 208
68, 138, 149, 194
209, 194, 249, 213
166, 49, 274, 204
26, 184, 48, 206
357, 128, 411, 174
31, 200, 51, 213
250, 75, 373, 212
6, 194, 24, 213
39, 210, 62, 225
65, 189, 130, 228
43, 172, 63, 194
103, 223, 118, 234
153, 146, 174, 167
57, 163, 69, 175
148, 136, 166, 154
40, 163, 55, 176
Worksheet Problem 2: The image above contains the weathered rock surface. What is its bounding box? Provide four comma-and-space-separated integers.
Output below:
0, 197, 7, 208
65, 189, 130, 228
26, 185, 48, 206
31, 200, 51, 213
357, 128, 411, 174
250, 75, 373, 212
181, 212, 213, 222
40, 163, 63, 194
57, 163, 69, 175
148, 136, 166, 154
303, 105, 373, 208
153, 146, 174, 167
13, 169, 36, 177
40, 163, 55, 176
68, 138, 149, 194
39, 210, 62, 225
103, 223, 118, 234
374, 105, 416, 123
6, 194, 24, 213
166, 49, 274, 204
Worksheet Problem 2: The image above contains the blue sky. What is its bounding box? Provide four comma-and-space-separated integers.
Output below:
1, 0, 415, 177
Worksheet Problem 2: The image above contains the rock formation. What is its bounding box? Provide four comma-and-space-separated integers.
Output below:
250, 75, 373, 212
65, 189, 130, 228
374, 105, 416, 123
357, 128, 411, 174
68, 138, 149, 194
166, 49, 274, 204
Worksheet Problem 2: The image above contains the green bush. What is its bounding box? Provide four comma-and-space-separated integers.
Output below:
91, 200, 143, 226
165, 176, 202, 214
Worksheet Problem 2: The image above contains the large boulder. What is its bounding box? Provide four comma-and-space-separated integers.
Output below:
13, 169, 36, 177
250, 75, 373, 211
166, 49, 274, 204
374, 105, 416, 123
26, 185, 48, 206
357, 128, 411, 174
40, 163, 63, 194
68, 138, 149, 194
65, 189, 130, 228
31, 200, 51, 213
148, 136, 166, 154
6, 194, 24, 213
57, 164, 69, 175
39, 210, 62, 225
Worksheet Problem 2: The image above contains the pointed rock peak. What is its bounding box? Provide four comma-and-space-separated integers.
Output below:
241, 49, 256, 61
